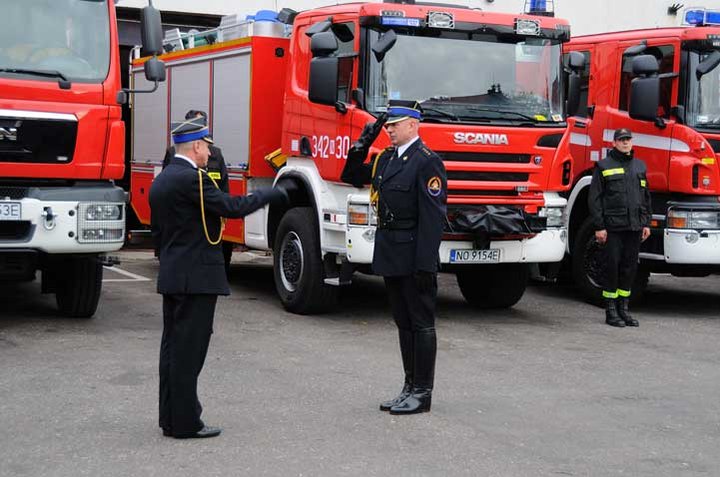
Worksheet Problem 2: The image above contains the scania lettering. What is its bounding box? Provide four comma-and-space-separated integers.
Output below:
0, 0, 164, 317
131, 2, 580, 313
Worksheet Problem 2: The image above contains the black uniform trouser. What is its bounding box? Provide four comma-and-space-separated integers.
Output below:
604, 230, 642, 297
383, 275, 437, 389
159, 294, 217, 436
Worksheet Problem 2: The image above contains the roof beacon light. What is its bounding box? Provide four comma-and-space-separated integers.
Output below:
515, 18, 541, 36
683, 8, 720, 26
525, 0, 555, 17
427, 11, 454, 29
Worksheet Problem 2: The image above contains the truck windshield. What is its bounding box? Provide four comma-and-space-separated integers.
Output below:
685, 50, 720, 129
365, 28, 565, 124
0, 0, 110, 83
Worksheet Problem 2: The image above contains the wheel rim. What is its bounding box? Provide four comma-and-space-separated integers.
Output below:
583, 237, 606, 289
279, 231, 304, 292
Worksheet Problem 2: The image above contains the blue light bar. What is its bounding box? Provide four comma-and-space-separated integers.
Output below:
683, 8, 720, 26
381, 17, 421, 27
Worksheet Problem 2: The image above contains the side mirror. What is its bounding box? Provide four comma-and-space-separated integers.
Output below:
140, 5, 163, 56
372, 30, 397, 62
632, 54, 659, 76
310, 31, 338, 58
309, 57, 339, 106
629, 77, 660, 121
566, 72, 581, 117
144, 57, 166, 82
567, 51, 585, 71
696, 50, 720, 80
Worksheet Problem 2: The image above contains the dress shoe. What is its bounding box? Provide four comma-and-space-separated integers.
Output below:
389, 388, 432, 415
166, 425, 222, 439
617, 297, 639, 327
380, 383, 412, 411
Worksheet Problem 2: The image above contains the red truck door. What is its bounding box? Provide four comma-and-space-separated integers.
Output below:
565, 46, 595, 174
604, 40, 679, 191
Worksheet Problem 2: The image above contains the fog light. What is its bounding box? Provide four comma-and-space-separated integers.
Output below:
362, 229, 375, 242
685, 231, 699, 244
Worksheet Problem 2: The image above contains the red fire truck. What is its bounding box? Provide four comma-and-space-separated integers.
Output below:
0, 0, 164, 317
130, 2, 581, 314
563, 8, 720, 303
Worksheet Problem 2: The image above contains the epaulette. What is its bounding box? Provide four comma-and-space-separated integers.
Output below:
420, 146, 434, 157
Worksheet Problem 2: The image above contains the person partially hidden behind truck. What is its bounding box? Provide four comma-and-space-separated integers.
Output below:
588, 128, 652, 328
341, 100, 447, 414
162, 110, 234, 275
151, 116, 288, 439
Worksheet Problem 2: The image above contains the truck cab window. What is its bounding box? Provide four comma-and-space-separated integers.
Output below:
619, 45, 674, 118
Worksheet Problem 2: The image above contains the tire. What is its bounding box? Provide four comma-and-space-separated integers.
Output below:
273, 207, 338, 314
456, 263, 529, 309
571, 217, 649, 307
55, 255, 103, 318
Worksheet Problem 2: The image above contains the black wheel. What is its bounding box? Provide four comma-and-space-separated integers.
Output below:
273, 207, 338, 314
456, 263, 529, 309
55, 255, 103, 318
571, 217, 649, 307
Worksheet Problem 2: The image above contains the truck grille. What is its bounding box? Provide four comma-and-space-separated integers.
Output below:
0, 116, 77, 164
446, 171, 528, 182
448, 189, 519, 197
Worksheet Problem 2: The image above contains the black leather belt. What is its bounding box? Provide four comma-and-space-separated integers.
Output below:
378, 218, 417, 230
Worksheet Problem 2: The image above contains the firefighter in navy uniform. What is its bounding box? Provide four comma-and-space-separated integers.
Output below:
341, 100, 447, 415
150, 117, 287, 438
162, 110, 234, 275
588, 128, 652, 327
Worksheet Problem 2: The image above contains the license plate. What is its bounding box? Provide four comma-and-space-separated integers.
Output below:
0, 202, 21, 220
450, 249, 501, 263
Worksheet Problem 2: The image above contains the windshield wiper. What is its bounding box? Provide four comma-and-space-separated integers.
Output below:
466, 107, 542, 122
0, 68, 71, 88
420, 106, 460, 121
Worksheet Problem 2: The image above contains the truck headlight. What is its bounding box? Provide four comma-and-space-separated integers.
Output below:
77, 202, 125, 243
81, 204, 123, 221
347, 203, 377, 226
667, 209, 720, 229
539, 206, 564, 228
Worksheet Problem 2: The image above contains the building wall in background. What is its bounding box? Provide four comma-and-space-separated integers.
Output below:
117, 0, 720, 36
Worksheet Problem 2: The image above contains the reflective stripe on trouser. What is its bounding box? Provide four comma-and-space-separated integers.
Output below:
602, 290, 618, 299
604, 230, 642, 296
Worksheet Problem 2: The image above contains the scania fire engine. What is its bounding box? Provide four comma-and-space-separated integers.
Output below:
131, 1, 581, 314
0, 0, 164, 317
562, 7, 720, 303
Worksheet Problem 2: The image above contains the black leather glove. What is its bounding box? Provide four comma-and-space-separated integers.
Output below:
265, 186, 289, 207
350, 112, 388, 151
414, 271, 436, 294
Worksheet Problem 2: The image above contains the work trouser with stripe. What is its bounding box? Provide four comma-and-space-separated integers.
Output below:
603, 230, 642, 299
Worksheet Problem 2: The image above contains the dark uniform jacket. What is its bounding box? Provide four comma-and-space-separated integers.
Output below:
588, 148, 652, 232
163, 145, 229, 193
150, 157, 275, 295
342, 139, 447, 276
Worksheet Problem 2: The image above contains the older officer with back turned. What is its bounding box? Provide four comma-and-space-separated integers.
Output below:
150, 117, 287, 438
342, 100, 447, 415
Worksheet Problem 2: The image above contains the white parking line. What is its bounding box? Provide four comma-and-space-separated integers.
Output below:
103, 266, 152, 283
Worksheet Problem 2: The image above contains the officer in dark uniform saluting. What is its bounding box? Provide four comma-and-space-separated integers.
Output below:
342, 100, 447, 415
150, 117, 287, 438
589, 128, 652, 327
162, 110, 234, 274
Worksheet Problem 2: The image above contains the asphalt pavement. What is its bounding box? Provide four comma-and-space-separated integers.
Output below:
1, 251, 718, 477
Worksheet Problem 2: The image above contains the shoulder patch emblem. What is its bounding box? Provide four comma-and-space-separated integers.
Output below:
427, 176, 442, 197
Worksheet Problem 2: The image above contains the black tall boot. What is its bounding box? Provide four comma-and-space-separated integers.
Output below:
605, 298, 625, 327
390, 329, 436, 415
617, 297, 638, 327
380, 329, 414, 411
